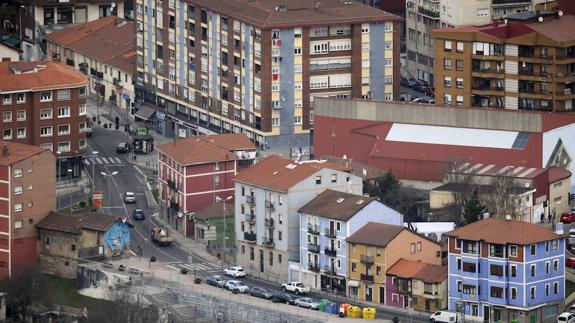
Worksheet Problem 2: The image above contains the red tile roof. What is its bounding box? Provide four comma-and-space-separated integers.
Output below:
298, 189, 377, 221
445, 217, 565, 245
46, 16, 135, 74
387, 259, 447, 283
199, 134, 256, 151
0, 61, 87, 92
346, 222, 405, 247
157, 138, 235, 166
234, 155, 347, 193
547, 167, 571, 183
0, 141, 50, 166
37, 211, 133, 234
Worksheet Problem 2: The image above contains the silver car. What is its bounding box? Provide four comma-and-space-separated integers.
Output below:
294, 297, 320, 310
224, 280, 249, 293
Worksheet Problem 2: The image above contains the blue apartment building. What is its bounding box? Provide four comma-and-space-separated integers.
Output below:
297, 189, 403, 293
445, 218, 565, 323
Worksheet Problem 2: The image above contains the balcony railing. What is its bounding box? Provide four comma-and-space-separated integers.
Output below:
325, 248, 337, 257
308, 262, 320, 272
245, 214, 255, 224
360, 255, 374, 265
246, 195, 255, 205
360, 274, 374, 282
308, 243, 320, 253
322, 265, 337, 276
309, 62, 351, 72
492, 0, 530, 4
167, 179, 178, 192
472, 67, 503, 74
244, 232, 256, 242
471, 85, 504, 91
308, 224, 320, 235
265, 201, 275, 211
265, 218, 274, 228
263, 237, 275, 247
324, 228, 336, 238
418, 6, 440, 18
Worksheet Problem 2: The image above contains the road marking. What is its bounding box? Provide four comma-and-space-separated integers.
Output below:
95, 157, 103, 164
84, 159, 91, 165
101, 157, 110, 164
166, 265, 179, 271
130, 250, 137, 256
113, 157, 123, 164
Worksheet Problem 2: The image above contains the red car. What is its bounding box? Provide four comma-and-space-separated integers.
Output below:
566, 257, 575, 269
561, 212, 575, 224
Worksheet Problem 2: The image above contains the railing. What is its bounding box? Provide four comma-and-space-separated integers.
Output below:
471, 85, 504, 91
265, 201, 275, 211
324, 228, 336, 238
308, 262, 320, 272
322, 265, 337, 276
492, 0, 530, 4
244, 232, 256, 242
360, 274, 374, 282
324, 248, 337, 257
309, 63, 351, 72
262, 238, 275, 247
418, 6, 440, 18
472, 67, 503, 74
245, 214, 255, 224
308, 224, 320, 234
265, 218, 274, 228
308, 243, 320, 253
360, 255, 374, 264
246, 195, 255, 205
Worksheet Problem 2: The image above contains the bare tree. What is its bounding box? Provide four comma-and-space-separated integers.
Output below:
101, 286, 159, 323
442, 158, 475, 224
483, 171, 522, 219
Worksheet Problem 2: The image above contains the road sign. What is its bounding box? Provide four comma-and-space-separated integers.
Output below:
93, 191, 104, 208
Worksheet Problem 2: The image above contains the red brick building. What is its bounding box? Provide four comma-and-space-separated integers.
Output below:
0, 59, 89, 177
158, 134, 256, 236
0, 141, 56, 277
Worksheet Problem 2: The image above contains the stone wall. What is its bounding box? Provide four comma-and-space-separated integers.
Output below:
41, 255, 77, 279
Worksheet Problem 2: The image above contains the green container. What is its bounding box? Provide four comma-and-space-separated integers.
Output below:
318, 299, 329, 312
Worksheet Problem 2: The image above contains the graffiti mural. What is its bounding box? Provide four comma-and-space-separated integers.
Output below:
103, 218, 131, 257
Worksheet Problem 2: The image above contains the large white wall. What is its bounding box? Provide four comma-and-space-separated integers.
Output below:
543, 123, 575, 191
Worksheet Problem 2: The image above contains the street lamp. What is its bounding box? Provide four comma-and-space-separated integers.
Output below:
19, 5, 25, 42
100, 170, 119, 214
56, 151, 62, 209
215, 196, 234, 252
90, 151, 98, 195
67, 169, 73, 214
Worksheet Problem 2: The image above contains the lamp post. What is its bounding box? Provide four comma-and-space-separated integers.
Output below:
56, 150, 61, 209
90, 151, 98, 195
215, 196, 233, 252
19, 5, 25, 42
100, 170, 118, 214
67, 168, 73, 213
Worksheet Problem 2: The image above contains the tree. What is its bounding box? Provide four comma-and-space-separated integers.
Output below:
463, 190, 487, 225
483, 172, 522, 219
443, 158, 475, 224
0, 267, 47, 320
102, 286, 159, 323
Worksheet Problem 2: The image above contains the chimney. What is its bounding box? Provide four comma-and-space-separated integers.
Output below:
2, 144, 8, 157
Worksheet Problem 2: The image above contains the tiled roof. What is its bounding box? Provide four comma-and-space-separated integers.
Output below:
195, 202, 234, 221
234, 155, 347, 193
0, 141, 50, 166
36, 211, 133, 234
548, 167, 571, 183
346, 222, 405, 247
46, 16, 135, 74
298, 189, 377, 221
444, 217, 565, 245
321, 155, 384, 180
387, 259, 447, 283
189, 0, 401, 28
199, 134, 256, 151
158, 138, 235, 165
0, 61, 87, 92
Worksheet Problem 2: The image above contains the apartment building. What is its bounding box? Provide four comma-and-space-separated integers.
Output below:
445, 218, 565, 323
346, 222, 442, 304
157, 133, 255, 236
433, 11, 575, 112
0, 141, 56, 277
134, 0, 401, 152
46, 16, 135, 113
297, 189, 403, 293
233, 156, 363, 282
405, 0, 545, 86
0, 60, 89, 177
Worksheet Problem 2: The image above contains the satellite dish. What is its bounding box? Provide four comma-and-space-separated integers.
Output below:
538, 16, 544, 23
505, 214, 512, 221
559, 10, 564, 17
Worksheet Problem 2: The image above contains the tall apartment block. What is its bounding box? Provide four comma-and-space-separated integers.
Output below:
433, 11, 575, 111
135, 0, 400, 151
405, 0, 546, 86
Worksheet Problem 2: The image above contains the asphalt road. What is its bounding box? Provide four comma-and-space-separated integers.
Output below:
87, 126, 429, 322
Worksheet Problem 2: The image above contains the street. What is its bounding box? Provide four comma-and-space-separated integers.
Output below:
86, 126, 428, 322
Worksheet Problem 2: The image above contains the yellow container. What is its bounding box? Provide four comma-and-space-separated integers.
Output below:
362, 307, 376, 319
349, 306, 362, 318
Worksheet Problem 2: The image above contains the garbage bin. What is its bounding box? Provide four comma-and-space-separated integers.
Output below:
348, 306, 362, 318
362, 307, 376, 320
339, 303, 351, 317
327, 303, 338, 314
319, 299, 329, 312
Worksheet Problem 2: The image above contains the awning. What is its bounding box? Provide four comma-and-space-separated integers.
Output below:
347, 280, 360, 287
134, 105, 156, 121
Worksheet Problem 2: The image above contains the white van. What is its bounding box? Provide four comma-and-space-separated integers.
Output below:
430, 311, 457, 323
558, 312, 575, 323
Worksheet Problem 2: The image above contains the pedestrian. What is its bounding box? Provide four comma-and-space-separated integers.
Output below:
541, 212, 545, 223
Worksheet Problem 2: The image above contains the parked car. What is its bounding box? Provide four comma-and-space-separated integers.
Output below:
206, 275, 225, 288
569, 237, 575, 248
249, 287, 272, 299
569, 304, 575, 313
223, 266, 246, 278
124, 192, 136, 203
294, 297, 320, 310
566, 257, 575, 269
281, 282, 310, 295
116, 142, 130, 153
224, 280, 249, 293
561, 212, 575, 224
132, 209, 145, 220
400, 77, 410, 87
558, 312, 575, 323
407, 78, 418, 89
270, 291, 296, 305
412, 97, 434, 104
420, 85, 435, 97
429, 311, 458, 323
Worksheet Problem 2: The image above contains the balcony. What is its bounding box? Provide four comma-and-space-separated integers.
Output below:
472, 67, 504, 74
309, 62, 351, 72
263, 237, 275, 248
322, 265, 337, 276
360, 255, 374, 265
245, 213, 256, 224
360, 274, 374, 282
308, 224, 320, 235
308, 262, 320, 272
265, 201, 275, 211
324, 228, 336, 238
244, 232, 256, 242
308, 243, 320, 253
246, 195, 255, 205
417, 6, 440, 19
492, 0, 530, 4
324, 248, 337, 257
167, 179, 178, 192
264, 218, 274, 228
113, 78, 123, 88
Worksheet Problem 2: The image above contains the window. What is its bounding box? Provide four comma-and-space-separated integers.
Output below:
490, 286, 503, 298
376, 266, 381, 276
456, 41, 464, 52
545, 284, 550, 296
71, 244, 76, 252
56, 89, 69, 101
58, 125, 70, 135
278, 231, 282, 241
272, 117, 279, 127
410, 243, 416, 254
40, 127, 52, 137
351, 262, 356, 272
16, 110, 25, 121
79, 87, 86, 98
509, 245, 517, 257
457, 281, 462, 292
315, 176, 321, 184
250, 247, 254, 260
462, 241, 477, 254
456, 59, 464, 71
444, 76, 452, 87
456, 78, 463, 88
530, 264, 536, 277
40, 109, 52, 120
510, 287, 517, 299
294, 48, 302, 55
14, 220, 23, 228
13, 169, 22, 177
490, 264, 503, 276
530, 244, 536, 256
457, 258, 461, 270
554, 259, 559, 271
16, 93, 25, 103
510, 265, 517, 277
3, 129, 11, 140
17, 128, 26, 138
444, 40, 452, 51
2, 94, 11, 105
553, 239, 559, 251
545, 261, 550, 274
331, 174, 337, 183
40, 91, 52, 102
79, 104, 86, 115
462, 262, 476, 273
58, 142, 71, 153
417, 242, 422, 251
462, 284, 476, 295
14, 186, 22, 195
3, 111, 12, 123
14, 203, 23, 213
456, 96, 464, 106
58, 107, 70, 118
554, 282, 559, 294
444, 58, 452, 70
530, 286, 536, 299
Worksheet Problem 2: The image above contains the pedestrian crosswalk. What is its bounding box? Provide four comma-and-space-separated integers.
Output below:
84, 156, 123, 165
166, 261, 222, 273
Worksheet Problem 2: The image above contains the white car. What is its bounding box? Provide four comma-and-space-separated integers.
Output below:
124, 192, 136, 203
569, 229, 575, 238
224, 266, 246, 278
224, 280, 249, 293
294, 297, 319, 310
430, 311, 457, 323
559, 312, 575, 323
281, 282, 310, 295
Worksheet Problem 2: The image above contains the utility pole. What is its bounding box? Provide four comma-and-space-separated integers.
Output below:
67, 168, 72, 213
100, 170, 119, 214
